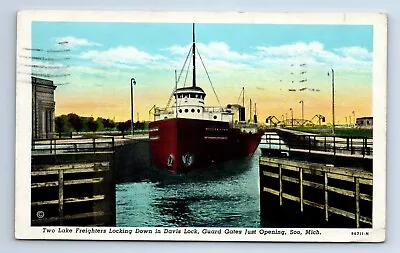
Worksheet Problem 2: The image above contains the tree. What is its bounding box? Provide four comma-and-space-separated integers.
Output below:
95, 117, 105, 131
55, 116, 64, 138
103, 119, 116, 131
68, 113, 83, 132
109, 120, 116, 130
116, 120, 131, 138
135, 121, 144, 130
55, 115, 72, 138
87, 117, 99, 133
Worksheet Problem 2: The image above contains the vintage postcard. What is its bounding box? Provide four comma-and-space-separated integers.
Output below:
15, 11, 387, 242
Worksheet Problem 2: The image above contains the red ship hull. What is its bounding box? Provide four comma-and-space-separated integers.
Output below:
149, 118, 263, 172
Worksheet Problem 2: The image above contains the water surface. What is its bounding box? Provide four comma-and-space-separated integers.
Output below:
116, 147, 266, 227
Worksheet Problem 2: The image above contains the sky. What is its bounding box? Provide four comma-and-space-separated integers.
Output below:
30, 22, 373, 124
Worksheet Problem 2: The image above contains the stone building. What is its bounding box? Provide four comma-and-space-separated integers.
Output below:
32, 76, 57, 139
356, 116, 373, 128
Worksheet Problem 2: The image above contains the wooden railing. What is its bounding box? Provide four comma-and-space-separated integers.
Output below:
31, 161, 115, 226
32, 137, 115, 154
31, 137, 116, 226
262, 133, 373, 158
260, 156, 372, 228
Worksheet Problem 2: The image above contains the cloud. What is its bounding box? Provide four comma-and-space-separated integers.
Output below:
80, 46, 165, 67
256, 41, 324, 56
255, 42, 372, 68
166, 40, 372, 71
165, 41, 253, 61
334, 46, 372, 59
76, 41, 372, 76
56, 36, 101, 47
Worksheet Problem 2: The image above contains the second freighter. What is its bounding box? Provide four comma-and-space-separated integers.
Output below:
149, 24, 263, 172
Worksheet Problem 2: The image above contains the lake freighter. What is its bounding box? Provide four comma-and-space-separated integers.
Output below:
149, 24, 263, 172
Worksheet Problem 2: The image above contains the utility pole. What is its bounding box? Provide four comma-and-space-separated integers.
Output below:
130, 78, 136, 136
290, 108, 294, 127
328, 69, 335, 135
299, 100, 304, 124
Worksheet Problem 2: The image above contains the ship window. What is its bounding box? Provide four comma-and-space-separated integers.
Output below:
179, 109, 182, 113
164, 116, 168, 119
190, 93, 196, 98
178, 94, 183, 98
191, 109, 195, 113
184, 94, 188, 98
197, 109, 200, 113
185, 109, 189, 113
213, 115, 217, 119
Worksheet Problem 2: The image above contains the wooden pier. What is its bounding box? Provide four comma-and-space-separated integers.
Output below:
259, 132, 373, 228
31, 138, 116, 226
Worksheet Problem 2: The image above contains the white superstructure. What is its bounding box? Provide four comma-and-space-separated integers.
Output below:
154, 87, 234, 123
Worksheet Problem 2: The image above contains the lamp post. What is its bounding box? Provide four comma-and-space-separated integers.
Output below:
328, 69, 335, 135
290, 108, 294, 127
352, 110, 355, 126
130, 78, 136, 136
299, 100, 304, 123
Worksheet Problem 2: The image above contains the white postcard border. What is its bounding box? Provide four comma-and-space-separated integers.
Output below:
15, 10, 387, 242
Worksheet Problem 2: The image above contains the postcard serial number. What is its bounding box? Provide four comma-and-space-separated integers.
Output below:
351, 231, 370, 236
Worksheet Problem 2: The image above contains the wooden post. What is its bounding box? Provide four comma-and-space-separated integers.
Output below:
333, 136, 336, 155
324, 136, 327, 152
54, 139, 57, 163
300, 167, 304, 213
50, 139, 53, 154
355, 177, 360, 228
362, 138, 366, 157
324, 172, 329, 222
268, 134, 271, 149
279, 138, 281, 151
279, 164, 283, 206
351, 138, 354, 154
58, 169, 64, 225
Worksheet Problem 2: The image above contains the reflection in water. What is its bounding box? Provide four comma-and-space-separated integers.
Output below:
153, 197, 194, 227
116, 148, 264, 227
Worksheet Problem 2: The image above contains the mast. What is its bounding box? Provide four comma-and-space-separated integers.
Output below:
242, 87, 245, 107
175, 70, 178, 117
192, 23, 196, 88
250, 98, 252, 121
